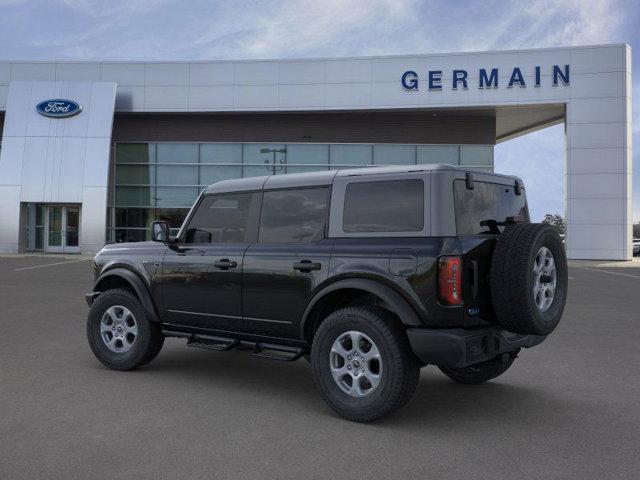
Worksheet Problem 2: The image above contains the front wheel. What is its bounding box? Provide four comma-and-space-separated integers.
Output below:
86, 288, 164, 371
311, 307, 419, 423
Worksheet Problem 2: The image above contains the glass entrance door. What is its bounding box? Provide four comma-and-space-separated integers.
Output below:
65, 206, 80, 251
44, 205, 81, 253
47, 207, 64, 253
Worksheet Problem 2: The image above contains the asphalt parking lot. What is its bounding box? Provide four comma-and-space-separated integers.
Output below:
1, 256, 639, 479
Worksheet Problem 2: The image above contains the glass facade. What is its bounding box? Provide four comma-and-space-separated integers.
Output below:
109, 142, 493, 242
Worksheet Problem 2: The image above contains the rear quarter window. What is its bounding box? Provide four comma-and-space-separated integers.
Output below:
343, 179, 424, 233
454, 179, 529, 235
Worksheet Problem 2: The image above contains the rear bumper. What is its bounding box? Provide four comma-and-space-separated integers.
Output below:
407, 326, 546, 368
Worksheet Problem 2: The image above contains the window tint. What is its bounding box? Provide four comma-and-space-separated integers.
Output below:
184, 193, 258, 244
343, 179, 424, 232
259, 188, 329, 243
454, 180, 529, 235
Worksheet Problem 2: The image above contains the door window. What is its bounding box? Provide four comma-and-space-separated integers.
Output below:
259, 188, 329, 243
183, 193, 259, 244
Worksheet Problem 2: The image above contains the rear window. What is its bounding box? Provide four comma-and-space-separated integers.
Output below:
454, 179, 529, 235
343, 179, 424, 233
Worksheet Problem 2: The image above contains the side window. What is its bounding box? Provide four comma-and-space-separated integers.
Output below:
183, 192, 259, 244
343, 179, 424, 232
259, 188, 329, 243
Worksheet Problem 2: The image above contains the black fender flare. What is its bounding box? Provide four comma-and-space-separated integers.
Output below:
300, 278, 422, 338
94, 268, 160, 323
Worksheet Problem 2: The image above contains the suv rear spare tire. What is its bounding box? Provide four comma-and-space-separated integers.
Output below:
490, 223, 568, 335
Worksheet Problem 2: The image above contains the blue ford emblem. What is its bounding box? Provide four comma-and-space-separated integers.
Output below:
36, 99, 82, 118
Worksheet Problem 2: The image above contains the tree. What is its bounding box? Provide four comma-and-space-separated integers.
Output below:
542, 213, 565, 236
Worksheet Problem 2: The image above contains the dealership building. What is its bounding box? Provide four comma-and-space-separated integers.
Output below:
0, 44, 633, 259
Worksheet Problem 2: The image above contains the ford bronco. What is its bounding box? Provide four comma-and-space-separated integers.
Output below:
86, 165, 567, 422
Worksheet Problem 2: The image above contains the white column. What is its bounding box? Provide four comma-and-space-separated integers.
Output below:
565, 45, 632, 260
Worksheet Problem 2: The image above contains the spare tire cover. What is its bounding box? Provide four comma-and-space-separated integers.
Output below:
490, 223, 568, 335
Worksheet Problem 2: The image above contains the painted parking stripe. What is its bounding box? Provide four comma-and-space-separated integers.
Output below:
14, 258, 91, 271
575, 267, 640, 280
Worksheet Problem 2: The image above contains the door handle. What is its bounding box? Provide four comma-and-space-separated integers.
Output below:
214, 259, 238, 270
293, 260, 321, 272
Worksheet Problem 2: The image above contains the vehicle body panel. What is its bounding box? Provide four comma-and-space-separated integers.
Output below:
88, 165, 535, 358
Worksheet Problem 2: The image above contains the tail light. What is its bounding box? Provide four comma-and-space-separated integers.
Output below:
438, 256, 462, 306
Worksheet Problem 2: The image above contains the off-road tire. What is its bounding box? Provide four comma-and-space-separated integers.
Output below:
311, 306, 420, 423
490, 223, 568, 335
87, 288, 164, 371
439, 353, 516, 385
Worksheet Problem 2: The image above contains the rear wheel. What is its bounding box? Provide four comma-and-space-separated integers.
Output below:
311, 306, 419, 423
86, 288, 164, 371
438, 352, 516, 385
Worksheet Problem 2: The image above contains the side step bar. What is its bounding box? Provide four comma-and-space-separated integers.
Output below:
251, 343, 306, 362
187, 334, 239, 351
163, 329, 306, 362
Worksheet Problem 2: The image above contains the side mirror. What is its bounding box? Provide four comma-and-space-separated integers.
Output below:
151, 221, 170, 243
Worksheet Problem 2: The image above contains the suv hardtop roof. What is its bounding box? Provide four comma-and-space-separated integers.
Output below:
202, 164, 522, 194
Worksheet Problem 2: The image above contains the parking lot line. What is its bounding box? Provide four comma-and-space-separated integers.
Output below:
575, 267, 640, 280
14, 258, 91, 271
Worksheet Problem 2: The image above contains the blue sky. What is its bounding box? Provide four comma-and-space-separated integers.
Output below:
0, 0, 638, 221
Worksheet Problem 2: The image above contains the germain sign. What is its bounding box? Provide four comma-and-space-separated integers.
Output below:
401, 65, 570, 91
36, 99, 82, 118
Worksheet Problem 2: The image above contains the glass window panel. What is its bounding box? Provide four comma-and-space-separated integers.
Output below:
35, 226, 44, 250
115, 208, 151, 228
157, 143, 199, 164
155, 208, 190, 229
329, 144, 372, 167
113, 228, 150, 243
200, 144, 242, 164
35, 205, 45, 226
460, 145, 494, 166
116, 143, 155, 164
116, 165, 155, 185
343, 180, 424, 232
200, 165, 243, 185
373, 145, 416, 165
243, 144, 286, 176
454, 180, 529, 235
417, 145, 459, 165
286, 144, 329, 166
115, 186, 154, 207
184, 193, 259, 244
242, 165, 273, 178
48, 207, 63, 246
156, 165, 198, 185
155, 187, 199, 207
259, 188, 329, 243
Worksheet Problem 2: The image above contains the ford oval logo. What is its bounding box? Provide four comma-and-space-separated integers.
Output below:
36, 99, 82, 118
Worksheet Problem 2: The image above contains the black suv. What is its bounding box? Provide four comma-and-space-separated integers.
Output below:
86, 165, 567, 422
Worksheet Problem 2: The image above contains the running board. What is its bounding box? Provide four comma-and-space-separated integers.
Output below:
187, 334, 239, 351
251, 343, 306, 362
162, 329, 306, 362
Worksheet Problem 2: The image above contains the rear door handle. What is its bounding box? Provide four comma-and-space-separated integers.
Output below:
293, 260, 321, 272
214, 259, 238, 270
